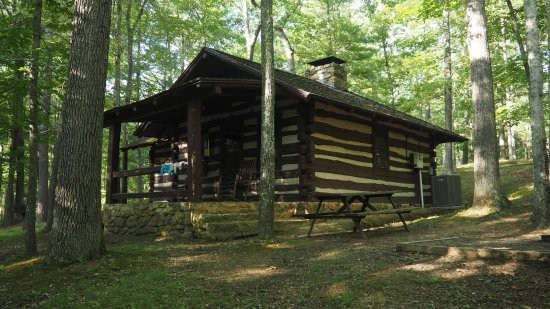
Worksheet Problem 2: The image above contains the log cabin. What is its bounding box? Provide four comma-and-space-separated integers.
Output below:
103, 48, 466, 205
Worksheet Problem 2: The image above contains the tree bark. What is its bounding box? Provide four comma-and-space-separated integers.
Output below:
505, 0, 530, 79
466, 0, 508, 211
1, 146, 16, 227
46, 0, 111, 264
113, 0, 122, 108
14, 61, 26, 213
242, 0, 260, 60
25, 0, 43, 256
461, 141, 469, 165
500, 125, 508, 159
44, 124, 59, 233
2, 59, 26, 227
135, 37, 143, 195
499, 4, 517, 161
442, 9, 456, 174
258, 0, 275, 239
37, 65, 52, 222
0, 145, 3, 206
442, 10, 456, 172
524, 0, 549, 227
275, 27, 295, 73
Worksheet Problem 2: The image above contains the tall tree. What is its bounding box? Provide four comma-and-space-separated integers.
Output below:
25, 0, 43, 256
524, 0, 549, 227
258, 0, 275, 239
505, 0, 529, 79
466, 0, 508, 211
46, 0, 111, 264
44, 116, 61, 233
242, 0, 261, 60
499, 3, 517, 161
1, 59, 25, 227
442, 8, 456, 174
37, 37, 54, 223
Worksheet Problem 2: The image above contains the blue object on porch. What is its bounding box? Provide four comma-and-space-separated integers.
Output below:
160, 163, 173, 175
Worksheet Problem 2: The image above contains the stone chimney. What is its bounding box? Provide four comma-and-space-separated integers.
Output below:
305, 56, 347, 91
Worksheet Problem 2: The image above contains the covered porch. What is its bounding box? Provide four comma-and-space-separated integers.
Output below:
103, 77, 292, 204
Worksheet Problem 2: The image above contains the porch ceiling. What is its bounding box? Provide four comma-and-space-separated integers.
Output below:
103, 78, 263, 127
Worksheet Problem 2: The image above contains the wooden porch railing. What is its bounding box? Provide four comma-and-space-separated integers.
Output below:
109, 165, 187, 203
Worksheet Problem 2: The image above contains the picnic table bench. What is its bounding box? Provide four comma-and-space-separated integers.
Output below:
297, 191, 414, 238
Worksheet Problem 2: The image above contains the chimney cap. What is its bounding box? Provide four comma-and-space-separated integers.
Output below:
307, 56, 346, 67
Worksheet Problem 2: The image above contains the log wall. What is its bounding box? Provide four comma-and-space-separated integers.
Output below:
303, 101, 435, 204
147, 98, 305, 201
146, 98, 438, 205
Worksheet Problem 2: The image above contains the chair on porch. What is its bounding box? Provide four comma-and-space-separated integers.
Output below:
218, 158, 258, 201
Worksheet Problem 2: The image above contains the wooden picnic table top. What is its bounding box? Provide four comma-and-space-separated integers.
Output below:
302, 191, 410, 238
312, 191, 396, 200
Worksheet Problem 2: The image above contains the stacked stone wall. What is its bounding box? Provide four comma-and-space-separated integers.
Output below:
104, 201, 448, 240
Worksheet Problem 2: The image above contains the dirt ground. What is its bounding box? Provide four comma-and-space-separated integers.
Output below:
279, 208, 550, 308
1, 206, 549, 308
109, 207, 550, 308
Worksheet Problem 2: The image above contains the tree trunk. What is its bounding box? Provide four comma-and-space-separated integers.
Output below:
14, 60, 26, 212
382, 37, 396, 107
46, 0, 111, 264
524, 0, 549, 227
275, 27, 295, 73
37, 68, 52, 222
505, 0, 530, 79
25, 0, 43, 256
135, 38, 143, 194
113, 0, 122, 108
461, 141, 469, 165
1, 148, 16, 227
424, 104, 431, 121
466, 0, 508, 211
2, 59, 26, 227
242, 0, 260, 60
44, 131, 58, 232
442, 9, 456, 175
499, 5, 517, 161
507, 125, 516, 160
44, 112, 61, 233
258, 0, 275, 239
547, 0, 550, 175
0, 145, 3, 206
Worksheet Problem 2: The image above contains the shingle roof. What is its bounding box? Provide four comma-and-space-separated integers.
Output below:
199, 48, 466, 144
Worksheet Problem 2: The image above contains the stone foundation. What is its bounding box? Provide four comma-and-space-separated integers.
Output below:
103, 201, 306, 240
103, 202, 449, 240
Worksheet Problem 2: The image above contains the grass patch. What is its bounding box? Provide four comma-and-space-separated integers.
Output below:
458, 160, 533, 207
0, 161, 546, 308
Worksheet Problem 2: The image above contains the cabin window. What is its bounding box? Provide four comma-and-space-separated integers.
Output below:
373, 126, 389, 169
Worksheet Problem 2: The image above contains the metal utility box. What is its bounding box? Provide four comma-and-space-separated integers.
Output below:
410, 152, 423, 169
431, 174, 463, 208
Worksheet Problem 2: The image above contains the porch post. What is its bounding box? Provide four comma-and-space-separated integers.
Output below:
187, 99, 202, 202
106, 124, 121, 204
120, 149, 128, 204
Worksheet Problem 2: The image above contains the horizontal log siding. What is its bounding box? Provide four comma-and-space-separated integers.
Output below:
274, 101, 305, 201
307, 101, 434, 204
147, 98, 305, 201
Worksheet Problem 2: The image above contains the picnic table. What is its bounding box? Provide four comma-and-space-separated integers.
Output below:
299, 191, 414, 238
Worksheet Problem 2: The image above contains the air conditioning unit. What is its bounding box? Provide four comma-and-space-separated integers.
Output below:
431, 174, 463, 208
410, 152, 423, 169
